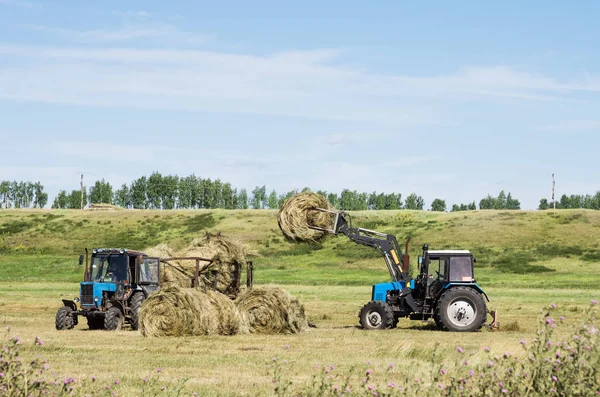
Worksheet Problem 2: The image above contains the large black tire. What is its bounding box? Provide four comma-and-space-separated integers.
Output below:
55, 306, 75, 330
87, 316, 104, 330
436, 287, 486, 332
359, 301, 396, 330
104, 307, 124, 331
129, 292, 145, 331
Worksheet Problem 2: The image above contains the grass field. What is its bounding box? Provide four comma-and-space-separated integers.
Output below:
1, 208, 599, 395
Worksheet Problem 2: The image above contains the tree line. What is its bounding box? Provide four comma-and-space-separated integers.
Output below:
539, 192, 600, 210
0, 181, 48, 209
47, 172, 525, 212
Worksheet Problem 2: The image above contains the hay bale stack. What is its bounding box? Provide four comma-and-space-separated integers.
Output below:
139, 284, 247, 337
145, 244, 194, 288
179, 233, 246, 298
277, 192, 333, 242
235, 287, 308, 334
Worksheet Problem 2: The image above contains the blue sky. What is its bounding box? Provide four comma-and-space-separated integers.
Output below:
1, 1, 599, 209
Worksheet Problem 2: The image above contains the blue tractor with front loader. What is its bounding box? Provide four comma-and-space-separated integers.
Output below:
55, 248, 161, 331
307, 209, 497, 332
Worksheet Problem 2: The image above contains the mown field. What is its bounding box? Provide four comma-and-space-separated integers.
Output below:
1, 208, 599, 395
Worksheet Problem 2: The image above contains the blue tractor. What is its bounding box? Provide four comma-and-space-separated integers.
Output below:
307, 210, 496, 332
55, 248, 161, 331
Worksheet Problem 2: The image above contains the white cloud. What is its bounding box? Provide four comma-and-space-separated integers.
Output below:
537, 120, 600, 132
326, 133, 354, 146
0, 0, 32, 8
0, 44, 598, 126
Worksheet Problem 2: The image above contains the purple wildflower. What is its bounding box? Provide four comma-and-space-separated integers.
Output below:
550, 303, 557, 309
591, 300, 598, 305
520, 339, 526, 345
157, 367, 163, 373
438, 384, 444, 389
552, 376, 558, 382
484, 346, 490, 352
388, 382, 396, 388
440, 368, 447, 375
502, 389, 508, 394
114, 380, 119, 385
366, 369, 373, 375
457, 346, 464, 353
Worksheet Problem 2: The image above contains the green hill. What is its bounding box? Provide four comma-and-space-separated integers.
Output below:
1, 208, 599, 288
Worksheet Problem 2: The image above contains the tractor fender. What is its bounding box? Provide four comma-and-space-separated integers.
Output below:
140, 286, 151, 298
107, 299, 125, 314
61, 299, 77, 311
441, 283, 490, 302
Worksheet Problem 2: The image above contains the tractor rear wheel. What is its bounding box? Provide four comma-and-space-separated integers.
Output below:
129, 292, 145, 331
436, 287, 486, 332
359, 301, 395, 330
104, 307, 124, 331
55, 306, 75, 330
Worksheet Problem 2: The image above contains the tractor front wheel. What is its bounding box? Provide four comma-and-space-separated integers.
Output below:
129, 292, 145, 331
436, 287, 486, 332
55, 306, 75, 330
104, 307, 124, 331
359, 301, 395, 330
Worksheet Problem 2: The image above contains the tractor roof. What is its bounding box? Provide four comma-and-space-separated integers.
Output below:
427, 250, 472, 256
92, 248, 147, 256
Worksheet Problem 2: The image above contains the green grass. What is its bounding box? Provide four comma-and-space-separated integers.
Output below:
0, 208, 599, 395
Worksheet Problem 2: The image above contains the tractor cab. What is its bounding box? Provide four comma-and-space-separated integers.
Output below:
419, 245, 477, 299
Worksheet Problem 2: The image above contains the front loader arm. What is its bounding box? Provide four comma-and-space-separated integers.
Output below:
307, 208, 409, 282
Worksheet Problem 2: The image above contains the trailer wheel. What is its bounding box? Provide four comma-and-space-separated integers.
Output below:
104, 307, 124, 331
55, 306, 75, 330
129, 292, 145, 331
359, 301, 395, 330
436, 287, 486, 332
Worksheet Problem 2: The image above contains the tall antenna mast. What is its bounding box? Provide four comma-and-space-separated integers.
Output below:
80, 174, 84, 210
552, 173, 555, 210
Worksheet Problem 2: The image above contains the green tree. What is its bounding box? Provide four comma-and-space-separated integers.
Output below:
237, 188, 249, 209
538, 198, 549, 210
52, 190, 69, 209
161, 175, 179, 209
431, 198, 446, 212
404, 193, 424, 210
88, 179, 113, 204
267, 190, 278, 209
130, 176, 148, 209
33, 182, 48, 208
146, 172, 163, 209
113, 184, 130, 208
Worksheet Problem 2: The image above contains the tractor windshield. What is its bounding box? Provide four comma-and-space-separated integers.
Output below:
90, 254, 128, 283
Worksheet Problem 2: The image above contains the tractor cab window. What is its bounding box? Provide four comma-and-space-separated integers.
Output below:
449, 256, 473, 282
427, 257, 449, 280
139, 258, 159, 284
90, 255, 128, 283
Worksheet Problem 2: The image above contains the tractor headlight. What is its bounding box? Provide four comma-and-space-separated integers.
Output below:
94, 297, 100, 302
119, 248, 124, 254
74, 297, 80, 303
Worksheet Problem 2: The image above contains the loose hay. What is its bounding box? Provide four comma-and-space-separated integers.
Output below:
179, 232, 247, 298
145, 234, 247, 297
139, 284, 247, 337
277, 192, 333, 242
235, 286, 308, 334
145, 244, 194, 288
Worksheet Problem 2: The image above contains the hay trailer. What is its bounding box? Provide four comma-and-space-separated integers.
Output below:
55, 247, 254, 331
307, 210, 498, 332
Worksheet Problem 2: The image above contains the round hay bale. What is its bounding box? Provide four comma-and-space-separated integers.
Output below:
179, 232, 247, 298
139, 285, 247, 337
235, 287, 308, 334
277, 192, 333, 242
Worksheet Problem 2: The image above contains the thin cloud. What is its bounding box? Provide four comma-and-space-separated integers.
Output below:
0, 0, 33, 8
0, 44, 599, 124
537, 120, 600, 132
